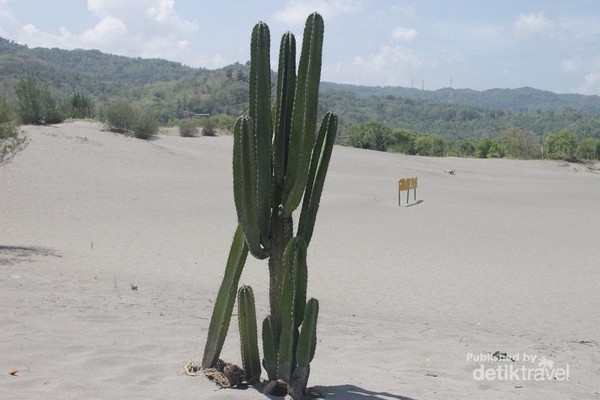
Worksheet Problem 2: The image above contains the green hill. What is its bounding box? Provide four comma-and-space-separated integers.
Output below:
2, 36, 600, 140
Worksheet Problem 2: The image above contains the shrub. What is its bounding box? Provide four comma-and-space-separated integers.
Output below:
0, 91, 17, 139
132, 112, 159, 139
179, 119, 199, 137
475, 137, 505, 158
201, 117, 216, 136
68, 92, 95, 119
348, 121, 393, 151
413, 135, 446, 157
577, 137, 600, 160
500, 128, 541, 159
544, 129, 579, 160
210, 114, 236, 132
105, 101, 136, 133
390, 129, 417, 154
15, 75, 64, 124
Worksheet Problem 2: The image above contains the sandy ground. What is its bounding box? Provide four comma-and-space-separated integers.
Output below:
1, 120, 599, 399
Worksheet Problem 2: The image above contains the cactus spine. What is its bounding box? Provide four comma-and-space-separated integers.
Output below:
202, 12, 336, 398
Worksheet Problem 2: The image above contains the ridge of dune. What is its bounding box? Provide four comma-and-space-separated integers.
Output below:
1, 121, 599, 399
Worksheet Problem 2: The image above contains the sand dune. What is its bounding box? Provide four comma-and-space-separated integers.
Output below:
1, 120, 599, 399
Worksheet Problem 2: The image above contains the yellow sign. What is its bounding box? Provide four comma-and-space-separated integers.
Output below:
398, 177, 418, 206
398, 177, 417, 191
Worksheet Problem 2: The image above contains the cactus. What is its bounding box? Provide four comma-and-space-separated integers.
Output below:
202, 12, 336, 398
238, 285, 261, 383
289, 298, 319, 398
261, 316, 278, 381
201, 225, 248, 369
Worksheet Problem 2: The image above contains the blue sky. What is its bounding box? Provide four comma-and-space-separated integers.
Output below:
1, 0, 600, 95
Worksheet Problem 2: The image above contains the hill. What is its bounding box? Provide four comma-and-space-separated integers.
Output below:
321, 82, 600, 114
2, 37, 600, 139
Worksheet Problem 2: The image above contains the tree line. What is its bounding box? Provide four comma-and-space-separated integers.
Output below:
346, 121, 600, 161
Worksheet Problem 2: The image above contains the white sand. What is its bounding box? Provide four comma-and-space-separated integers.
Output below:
1, 120, 599, 399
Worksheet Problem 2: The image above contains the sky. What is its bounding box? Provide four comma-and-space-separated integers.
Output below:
1, 0, 600, 95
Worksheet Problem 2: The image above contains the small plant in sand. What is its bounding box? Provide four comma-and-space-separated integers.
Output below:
200, 12, 337, 399
179, 119, 199, 137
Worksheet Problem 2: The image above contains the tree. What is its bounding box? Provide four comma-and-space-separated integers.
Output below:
500, 128, 541, 159
475, 137, 505, 158
15, 75, 64, 124
577, 137, 600, 160
544, 129, 579, 160
348, 121, 393, 151
390, 128, 416, 154
0, 91, 17, 139
68, 92, 95, 118
413, 135, 446, 157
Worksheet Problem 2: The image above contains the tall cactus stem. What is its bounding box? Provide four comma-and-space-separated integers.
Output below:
262, 316, 278, 381
289, 298, 319, 399
249, 21, 272, 245
202, 225, 248, 369
267, 207, 293, 347
238, 285, 261, 383
233, 116, 269, 259
297, 112, 338, 245
296, 298, 319, 367
276, 236, 307, 381
276, 237, 298, 381
273, 31, 297, 197
283, 12, 325, 213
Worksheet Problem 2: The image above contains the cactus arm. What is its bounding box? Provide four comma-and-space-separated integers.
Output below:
289, 298, 319, 399
297, 112, 338, 246
233, 116, 269, 259
276, 236, 307, 382
296, 298, 319, 367
267, 208, 293, 348
249, 21, 272, 245
202, 225, 249, 369
262, 315, 278, 381
273, 32, 297, 198
283, 12, 325, 213
238, 285, 261, 383
276, 237, 298, 382
293, 237, 308, 330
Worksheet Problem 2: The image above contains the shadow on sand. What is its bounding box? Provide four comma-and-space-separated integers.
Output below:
405, 199, 424, 208
244, 383, 415, 400
0, 245, 62, 266
314, 385, 415, 400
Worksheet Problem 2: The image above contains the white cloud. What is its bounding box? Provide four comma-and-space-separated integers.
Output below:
391, 25, 417, 42
274, 0, 363, 25
560, 56, 584, 73
514, 13, 555, 37
579, 70, 600, 95
12, 0, 201, 66
325, 45, 424, 86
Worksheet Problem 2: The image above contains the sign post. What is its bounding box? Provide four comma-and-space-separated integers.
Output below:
398, 177, 418, 206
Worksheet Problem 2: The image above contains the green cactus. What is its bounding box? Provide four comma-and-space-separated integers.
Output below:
289, 298, 319, 398
238, 285, 261, 383
202, 12, 336, 397
261, 316, 278, 381
283, 12, 325, 214
201, 225, 248, 369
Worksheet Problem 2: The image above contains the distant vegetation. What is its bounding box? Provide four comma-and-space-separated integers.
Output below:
0, 36, 599, 159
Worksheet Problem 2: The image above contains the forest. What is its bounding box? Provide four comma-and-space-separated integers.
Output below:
1, 36, 600, 160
